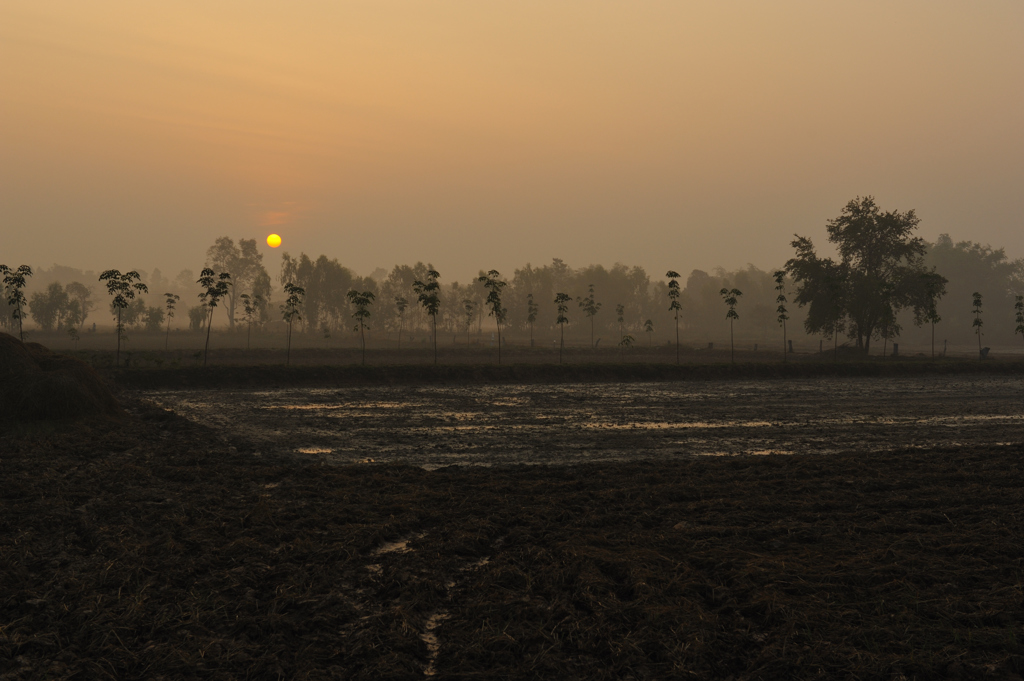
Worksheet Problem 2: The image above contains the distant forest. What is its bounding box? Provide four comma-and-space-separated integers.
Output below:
4, 222, 1024, 350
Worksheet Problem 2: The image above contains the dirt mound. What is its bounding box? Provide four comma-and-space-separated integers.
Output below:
0, 332, 39, 378
0, 332, 121, 421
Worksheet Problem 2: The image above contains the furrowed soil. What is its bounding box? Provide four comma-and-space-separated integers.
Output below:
2, 375, 1024, 679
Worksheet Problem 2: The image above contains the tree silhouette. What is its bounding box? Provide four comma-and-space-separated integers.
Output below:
238, 293, 261, 351
0, 265, 32, 341
394, 296, 408, 350
65, 282, 93, 329
787, 196, 941, 352
206, 236, 267, 330
615, 303, 625, 359
773, 271, 789, 362
197, 268, 231, 367
413, 269, 441, 364
913, 274, 944, 359
282, 282, 305, 365
462, 298, 476, 343
1015, 295, 1024, 350
347, 289, 375, 365
163, 293, 180, 351
577, 283, 601, 348
720, 287, 742, 364
972, 292, 984, 359
526, 293, 539, 347
478, 270, 508, 364
643, 319, 654, 347
666, 271, 681, 364
99, 269, 147, 367
554, 292, 571, 363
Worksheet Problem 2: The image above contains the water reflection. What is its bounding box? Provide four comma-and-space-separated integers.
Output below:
144, 376, 1024, 468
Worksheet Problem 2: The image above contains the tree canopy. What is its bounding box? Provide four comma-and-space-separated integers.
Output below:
787, 196, 945, 351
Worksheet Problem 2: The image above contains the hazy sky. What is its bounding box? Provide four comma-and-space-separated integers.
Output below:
2, 1, 1022, 284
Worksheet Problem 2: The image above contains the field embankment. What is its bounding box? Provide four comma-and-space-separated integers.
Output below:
108, 357, 1024, 389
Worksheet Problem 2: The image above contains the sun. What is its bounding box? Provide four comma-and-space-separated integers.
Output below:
266, 234, 282, 248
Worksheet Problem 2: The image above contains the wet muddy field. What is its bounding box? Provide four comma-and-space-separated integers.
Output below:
144, 375, 1024, 467
5, 369, 1024, 679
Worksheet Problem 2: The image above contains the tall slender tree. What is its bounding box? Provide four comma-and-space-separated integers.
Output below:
413, 269, 441, 364
773, 271, 789, 362
577, 284, 601, 348
197, 268, 231, 367
720, 287, 742, 364
163, 293, 180, 351
394, 296, 408, 350
1, 265, 33, 341
643, 319, 654, 347
972, 292, 984, 359
347, 289, 375, 365
238, 293, 261, 351
554, 292, 571, 363
1015, 295, 1024, 351
666, 271, 681, 364
282, 282, 305, 365
99, 270, 147, 367
615, 303, 625, 359
526, 293, 538, 347
462, 298, 476, 343
478, 270, 508, 364
914, 276, 943, 359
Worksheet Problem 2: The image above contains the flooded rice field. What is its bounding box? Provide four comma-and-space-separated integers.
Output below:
143, 374, 1024, 467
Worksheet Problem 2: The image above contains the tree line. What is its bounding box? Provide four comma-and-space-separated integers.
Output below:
4, 197, 1024, 357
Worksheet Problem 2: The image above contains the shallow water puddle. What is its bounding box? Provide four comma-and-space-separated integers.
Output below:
143, 376, 1024, 467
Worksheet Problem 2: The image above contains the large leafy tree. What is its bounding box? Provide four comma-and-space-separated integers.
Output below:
787, 196, 944, 352
207, 237, 268, 330
65, 282, 94, 329
29, 282, 71, 332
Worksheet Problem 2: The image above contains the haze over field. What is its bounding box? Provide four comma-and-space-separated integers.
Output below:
2, 1, 1022, 283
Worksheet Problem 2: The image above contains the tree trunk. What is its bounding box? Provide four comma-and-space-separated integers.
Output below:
782, 321, 787, 363
204, 307, 214, 366
730, 319, 734, 364
675, 315, 679, 365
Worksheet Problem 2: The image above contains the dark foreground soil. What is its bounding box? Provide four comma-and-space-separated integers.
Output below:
2, 401, 1023, 680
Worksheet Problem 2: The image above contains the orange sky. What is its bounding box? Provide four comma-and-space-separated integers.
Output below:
2, 1, 1022, 283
